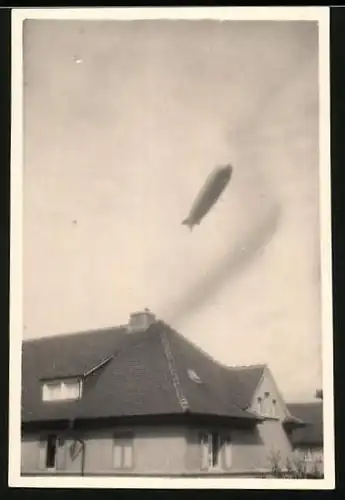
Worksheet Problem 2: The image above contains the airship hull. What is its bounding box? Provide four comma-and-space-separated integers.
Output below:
182, 165, 233, 230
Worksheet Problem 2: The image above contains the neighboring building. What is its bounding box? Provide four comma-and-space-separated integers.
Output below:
21, 309, 309, 477
287, 401, 324, 475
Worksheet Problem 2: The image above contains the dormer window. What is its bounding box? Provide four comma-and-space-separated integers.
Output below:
42, 378, 82, 402
187, 369, 202, 384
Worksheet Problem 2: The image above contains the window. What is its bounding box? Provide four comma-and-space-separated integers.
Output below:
113, 433, 134, 469
257, 396, 262, 414
46, 435, 57, 468
187, 369, 202, 384
42, 378, 82, 402
198, 432, 232, 471
257, 393, 276, 416
199, 432, 219, 469
261, 392, 270, 415
222, 436, 232, 469
39, 434, 66, 470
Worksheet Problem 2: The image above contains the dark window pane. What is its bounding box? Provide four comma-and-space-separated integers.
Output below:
46, 435, 57, 468
212, 433, 220, 467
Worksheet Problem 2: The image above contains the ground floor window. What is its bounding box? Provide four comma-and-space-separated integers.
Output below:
39, 434, 66, 470
199, 432, 232, 471
46, 435, 57, 468
304, 449, 313, 462
113, 432, 134, 469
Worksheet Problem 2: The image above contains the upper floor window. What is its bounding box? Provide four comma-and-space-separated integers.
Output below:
113, 432, 134, 469
42, 378, 82, 402
257, 392, 279, 417
257, 396, 262, 414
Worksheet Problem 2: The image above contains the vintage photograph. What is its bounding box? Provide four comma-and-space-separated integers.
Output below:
10, 7, 333, 489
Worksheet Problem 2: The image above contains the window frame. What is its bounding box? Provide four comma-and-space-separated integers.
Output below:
187, 369, 202, 384
46, 434, 58, 470
305, 449, 313, 463
257, 396, 262, 414
112, 432, 135, 470
198, 431, 232, 471
41, 377, 83, 402
222, 435, 232, 470
39, 434, 66, 471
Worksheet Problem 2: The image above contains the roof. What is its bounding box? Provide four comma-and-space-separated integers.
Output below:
21, 318, 265, 425
287, 402, 323, 447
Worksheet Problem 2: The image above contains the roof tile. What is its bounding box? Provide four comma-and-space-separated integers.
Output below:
22, 318, 264, 423
287, 402, 323, 446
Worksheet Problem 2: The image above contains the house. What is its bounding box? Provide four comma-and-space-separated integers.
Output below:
286, 401, 324, 475
21, 309, 308, 477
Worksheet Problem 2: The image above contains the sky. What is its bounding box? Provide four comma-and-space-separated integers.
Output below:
22, 18, 322, 401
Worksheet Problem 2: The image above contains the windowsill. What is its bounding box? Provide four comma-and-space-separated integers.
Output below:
201, 466, 232, 473
42, 398, 81, 403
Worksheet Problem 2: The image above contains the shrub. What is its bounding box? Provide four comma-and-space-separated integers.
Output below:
268, 449, 324, 479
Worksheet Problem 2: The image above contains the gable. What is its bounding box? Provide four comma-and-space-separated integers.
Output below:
249, 366, 290, 419
226, 366, 265, 410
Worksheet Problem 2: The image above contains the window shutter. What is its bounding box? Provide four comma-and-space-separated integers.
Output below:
123, 443, 133, 469
185, 429, 202, 472
56, 437, 67, 470
200, 433, 210, 470
38, 436, 47, 470
113, 433, 132, 468
221, 436, 232, 470
113, 442, 122, 469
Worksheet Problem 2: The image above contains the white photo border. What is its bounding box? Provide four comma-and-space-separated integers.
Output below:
9, 6, 333, 490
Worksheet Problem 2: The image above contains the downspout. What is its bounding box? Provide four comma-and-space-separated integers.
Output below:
64, 363, 113, 477
78, 437, 86, 477
68, 418, 86, 477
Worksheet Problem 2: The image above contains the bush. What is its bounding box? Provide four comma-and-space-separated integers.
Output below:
268, 449, 324, 479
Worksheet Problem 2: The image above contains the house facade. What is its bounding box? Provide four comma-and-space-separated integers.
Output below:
21, 310, 319, 477
286, 401, 324, 475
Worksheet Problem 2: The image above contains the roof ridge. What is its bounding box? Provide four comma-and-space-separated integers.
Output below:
158, 322, 266, 374
158, 321, 230, 369
158, 328, 189, 412
23, 324, 128, 343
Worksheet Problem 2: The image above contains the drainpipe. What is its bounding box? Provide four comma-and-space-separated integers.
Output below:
78, 438, 86, 477
68, 419, 86, 477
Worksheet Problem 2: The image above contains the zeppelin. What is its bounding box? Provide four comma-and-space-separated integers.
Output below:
182, 164, 233, 230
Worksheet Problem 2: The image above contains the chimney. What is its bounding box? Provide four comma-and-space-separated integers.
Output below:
315, 389, 323, 400
127, 308, 156, 333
